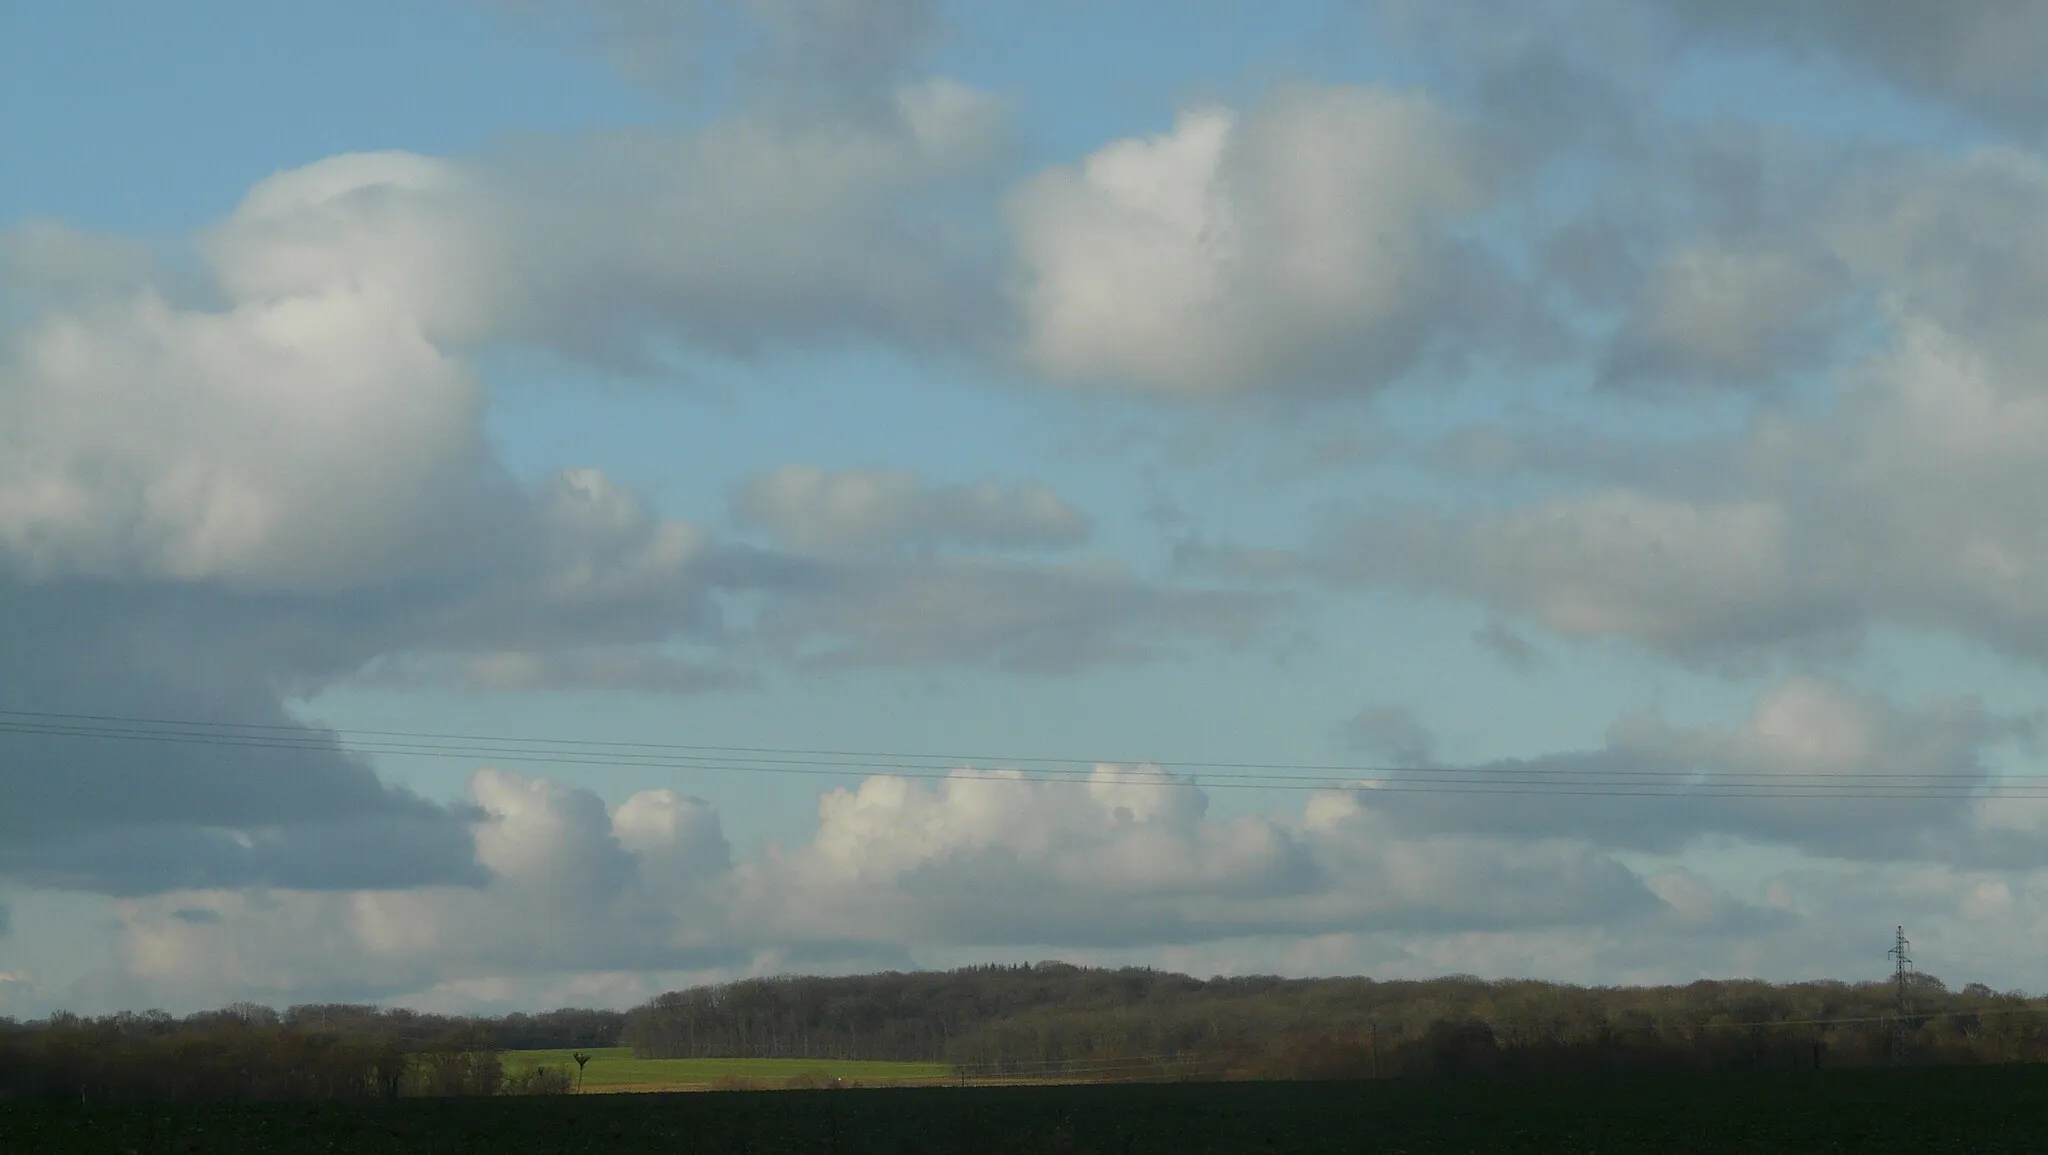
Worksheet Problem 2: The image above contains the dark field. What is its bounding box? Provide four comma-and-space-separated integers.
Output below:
5, 1065, 2047, 1154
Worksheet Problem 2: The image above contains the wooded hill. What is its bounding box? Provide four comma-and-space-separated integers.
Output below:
620, 962, 2048, 1078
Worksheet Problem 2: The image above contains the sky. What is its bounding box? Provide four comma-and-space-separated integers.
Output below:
4, 0, 2048, 1016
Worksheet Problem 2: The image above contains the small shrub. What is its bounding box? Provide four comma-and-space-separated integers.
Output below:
415, 1035, 502, 1096
710, 1073, 759, 1091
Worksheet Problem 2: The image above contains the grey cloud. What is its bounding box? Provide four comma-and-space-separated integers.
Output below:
1403, 1, 2048, 138
1829, 149, 2048, 377
1331, 216, 2048, 668
752, 556, 1280, 674
0, 462, 732, 697
870, 843, 1329, 949
360, 650, 738, 696
490, 0, 706, 92
1466, 35, 1643, 166
1590, 132, 2048, 393
384, 469, 725, 656
1343, 705, 1436, 765
0, 580, 484, 895
5, 814, 486, 898
1326, 146, 2048, 667
1322, 494, 1862, 666
743, 0, 940, 122
1543, 124, 1865, 391
1658, 0, 2048, 133
1374, 0, 1662, 159
1539, 215, 1648, 311
1355, 678, 2025, 865
732, 466, 1090, 555
1171, 537, 1308, 584
1599, 245, 1852, 389
1429, 423, 1741, 493
196, 87, 1007, 377
1472, 620, 1543, 673
105, 769, 747, 1008
349, 488, 1264, 683
1674, 125, 1847, 242
852, 836, 1652, 946
479, 96, 1006, 366
0, 223, 162, 313
1386, 1, 2043, 399
496, 0, 940, 122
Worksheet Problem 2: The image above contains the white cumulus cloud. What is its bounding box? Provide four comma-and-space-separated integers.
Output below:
1009, 85, 1505, 396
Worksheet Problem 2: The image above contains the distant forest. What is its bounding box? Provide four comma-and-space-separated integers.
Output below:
5, 962, 2047, 1101
619, 962, 2048, 1078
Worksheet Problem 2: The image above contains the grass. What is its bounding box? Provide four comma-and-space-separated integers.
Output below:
11, 1064, 2048, 1152
500, 1046, 958, 1091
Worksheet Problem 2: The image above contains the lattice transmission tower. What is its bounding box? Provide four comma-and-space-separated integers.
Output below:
1888, 925, 1913, 1065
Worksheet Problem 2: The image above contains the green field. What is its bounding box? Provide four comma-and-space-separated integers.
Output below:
501, 1047, 957, 1091
10, 1065, 2048, 1153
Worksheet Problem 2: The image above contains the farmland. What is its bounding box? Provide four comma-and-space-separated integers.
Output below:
501, 1046, 957, 1091
7, 1063, 2048, 1154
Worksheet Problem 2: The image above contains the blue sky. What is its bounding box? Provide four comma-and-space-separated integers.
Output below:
6, 0, 2048, 1016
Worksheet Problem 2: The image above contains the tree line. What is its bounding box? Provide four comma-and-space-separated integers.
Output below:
9, 962, 2046, 1102
0, 1003, 622, 1102
620, 962, 2048, 1078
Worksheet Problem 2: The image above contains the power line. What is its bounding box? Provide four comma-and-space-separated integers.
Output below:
0, 712, 2030, 798
1, 708, 2040, 800
1, 719, 2026, 798
0, 707, 1998, 781
0, 707, 2008, 780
